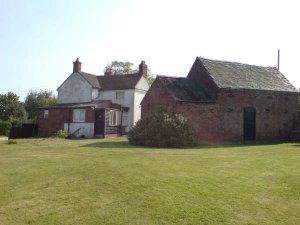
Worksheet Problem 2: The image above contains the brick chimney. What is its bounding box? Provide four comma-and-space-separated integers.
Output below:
73, 58, 81, 73
139, 60, 148, 77
104, 68, 113, 76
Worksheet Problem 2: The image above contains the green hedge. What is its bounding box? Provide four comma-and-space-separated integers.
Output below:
0, 121, 12, 136
128, 111, 197, 148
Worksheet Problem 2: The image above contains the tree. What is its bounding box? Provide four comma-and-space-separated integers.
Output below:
24, 90, 57, 119
104, 60, 155, 85
104, 61, 137, 74
0, 92, 26, 121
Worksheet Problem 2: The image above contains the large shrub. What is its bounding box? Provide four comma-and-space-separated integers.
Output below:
0, 120, 12, 136
128, 111, 197, 148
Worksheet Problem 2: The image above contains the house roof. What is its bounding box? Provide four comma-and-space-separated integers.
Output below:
157, 76, 213, 102
197, 57, 298, 93
79, 72, 142, 90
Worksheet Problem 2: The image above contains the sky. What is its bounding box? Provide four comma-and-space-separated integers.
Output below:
1, 0, 299, 101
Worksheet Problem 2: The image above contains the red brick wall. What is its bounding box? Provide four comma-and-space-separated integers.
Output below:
141, 80, 298, 143
38, 107, 95, 137
218, 90, 298, 142
141, 78, 177, 117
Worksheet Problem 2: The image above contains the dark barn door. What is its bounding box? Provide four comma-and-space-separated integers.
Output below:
94, 109, 105, 136
244, 107, 256, 141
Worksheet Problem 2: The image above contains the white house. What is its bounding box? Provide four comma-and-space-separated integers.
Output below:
38, 58, 150, 138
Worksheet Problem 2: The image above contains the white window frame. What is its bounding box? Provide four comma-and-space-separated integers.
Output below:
109, 110, 119, 126
73, 109, 86, 122
44, 110, 49, 119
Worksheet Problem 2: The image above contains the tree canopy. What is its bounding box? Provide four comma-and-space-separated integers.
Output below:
104, 61, 137, 75
104, 60, 155, 84
0, 92, 26, 121
24, 90, 57, 119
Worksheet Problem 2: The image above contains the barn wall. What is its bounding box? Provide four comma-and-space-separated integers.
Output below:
218, 90, 298, 142
141, 80, 298, 143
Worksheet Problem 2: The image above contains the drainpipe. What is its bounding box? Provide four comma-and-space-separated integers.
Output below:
120, 108, 123, 136
68, 109, 71, 136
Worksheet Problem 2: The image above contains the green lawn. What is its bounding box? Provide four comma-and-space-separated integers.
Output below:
0, 138, 299, 225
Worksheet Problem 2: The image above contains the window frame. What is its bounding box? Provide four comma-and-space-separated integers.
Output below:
115, 91, 125, 101
44, 110, 49, 119
73, 109, 86, 122
109, 110, 119, 126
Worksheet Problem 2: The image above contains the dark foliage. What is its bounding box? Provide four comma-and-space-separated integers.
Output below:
0, 92, 26, 121
24, 90, 57, 119
128, 110, 197, 148
0, 120, 12, 136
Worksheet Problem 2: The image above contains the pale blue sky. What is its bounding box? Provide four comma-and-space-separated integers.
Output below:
1, 0, 299, 100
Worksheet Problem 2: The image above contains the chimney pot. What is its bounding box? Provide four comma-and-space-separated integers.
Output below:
73, 58, 82, 73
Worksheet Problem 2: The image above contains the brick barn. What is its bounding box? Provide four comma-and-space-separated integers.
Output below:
141, 57, 299, 144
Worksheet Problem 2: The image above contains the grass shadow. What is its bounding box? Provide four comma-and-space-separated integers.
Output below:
81, 141, 138, 149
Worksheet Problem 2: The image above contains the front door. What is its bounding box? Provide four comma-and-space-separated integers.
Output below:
244, 107, 256, 141
94, 109, 105, 136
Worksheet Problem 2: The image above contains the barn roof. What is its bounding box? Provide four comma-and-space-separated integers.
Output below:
157, 76, 213, 102
79, 72, 142, 90
198, 57, 298, 93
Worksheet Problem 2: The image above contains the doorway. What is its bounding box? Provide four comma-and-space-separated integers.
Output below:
244, 107, 256, 141
94, 109, 105, 136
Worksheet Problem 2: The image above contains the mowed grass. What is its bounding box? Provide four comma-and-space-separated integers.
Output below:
0, 138, 300, 225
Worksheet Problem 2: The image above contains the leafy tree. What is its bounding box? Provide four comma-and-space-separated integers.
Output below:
104, 61, 137, 74
104, 60, 155, 85
0, 92, 26, 121
24, 90, 57, 119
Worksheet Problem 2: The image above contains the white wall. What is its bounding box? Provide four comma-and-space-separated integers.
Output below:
64, 123, 94, 138
97, 89, 135, 127
135, 76, 150, 91
134, 89, 147, 124
58, 73, 93, 103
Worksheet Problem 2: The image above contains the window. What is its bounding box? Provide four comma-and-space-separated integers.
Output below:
109, 110, 119, 126
73, 109, 86, 122
115, 91, 124, 101
92, 89, 100, 99
44, 110, 49, 119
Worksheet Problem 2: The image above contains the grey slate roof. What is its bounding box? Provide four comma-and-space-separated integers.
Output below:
97, 73, 142, 90
198, 57, 298, 93
157, 76, 213, 102
79, 72, 142, 90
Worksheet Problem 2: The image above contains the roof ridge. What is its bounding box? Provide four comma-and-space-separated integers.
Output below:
97, 72, 139, 78
198, 56, 276, 69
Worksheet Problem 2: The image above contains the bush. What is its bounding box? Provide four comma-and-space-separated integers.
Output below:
0, 120, 12, 136
7, 140, 17, 144
56, 130, 68, 138
128, 111, 197, 148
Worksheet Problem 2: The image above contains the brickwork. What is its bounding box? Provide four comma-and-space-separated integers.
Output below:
38, 107, 95, 137
141, 78, 298, 144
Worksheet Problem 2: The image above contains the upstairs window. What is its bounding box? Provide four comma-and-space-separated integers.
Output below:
115, 91, 124, 101
73, 109, 86, 122
92, 89, 100, 99
44, 110, 49, 119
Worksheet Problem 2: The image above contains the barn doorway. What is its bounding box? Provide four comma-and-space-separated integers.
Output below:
244, 107, 256, 141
